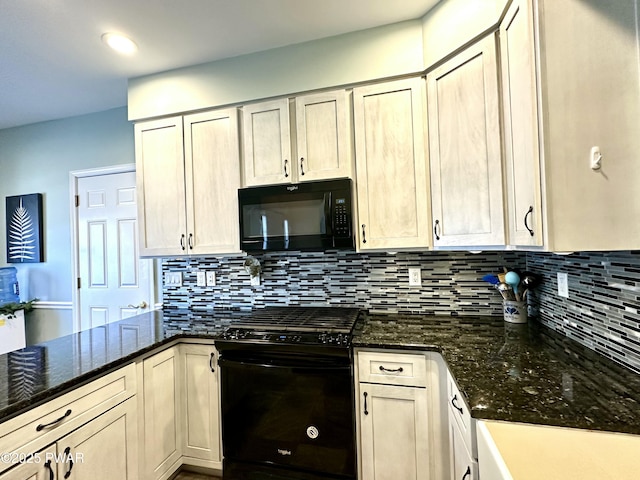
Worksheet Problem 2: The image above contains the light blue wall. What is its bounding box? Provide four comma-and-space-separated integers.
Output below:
0, 107, 134, 341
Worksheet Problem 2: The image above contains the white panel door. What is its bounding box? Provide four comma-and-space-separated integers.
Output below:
78, 172, 152, 330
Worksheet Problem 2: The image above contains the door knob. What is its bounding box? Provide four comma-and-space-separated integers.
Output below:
127, 301, 148, 309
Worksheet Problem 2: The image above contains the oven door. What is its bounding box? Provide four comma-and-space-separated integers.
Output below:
219, 351, 356, 479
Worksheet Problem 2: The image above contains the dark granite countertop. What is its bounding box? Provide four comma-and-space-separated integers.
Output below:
0, 308, 243, 423
2, 308, 640, 437
354, 313, 640, 435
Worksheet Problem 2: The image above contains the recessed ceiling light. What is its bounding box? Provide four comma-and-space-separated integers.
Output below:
101, 32, 138, 55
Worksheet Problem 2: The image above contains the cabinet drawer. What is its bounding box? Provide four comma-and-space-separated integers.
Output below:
0, 363, 137, 465
357, 350, 428, 387
447, 369, 476, 458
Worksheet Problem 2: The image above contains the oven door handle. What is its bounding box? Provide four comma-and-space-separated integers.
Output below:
218, 357, 350, 371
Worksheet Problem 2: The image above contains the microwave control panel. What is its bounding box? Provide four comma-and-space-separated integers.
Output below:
334, 195, 351, 237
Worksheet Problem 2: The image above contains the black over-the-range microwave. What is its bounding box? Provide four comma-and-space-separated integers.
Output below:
238, 178, 354, 252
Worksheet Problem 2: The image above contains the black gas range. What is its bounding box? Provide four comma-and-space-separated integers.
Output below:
217, 306, 361, 356
216, 306, 361, 480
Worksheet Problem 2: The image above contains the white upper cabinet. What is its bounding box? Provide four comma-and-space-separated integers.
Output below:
184, 109, 241, 255
353, 78, 431, 251
135, 117, 187, 257
427, 34, 505, 248
242, 98, 292, 186
294, 90, 352, 182
500, 0, 543, 247
135, 108, 241, 257
242, 91, 352, 186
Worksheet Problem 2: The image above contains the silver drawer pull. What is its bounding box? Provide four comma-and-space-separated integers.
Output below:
379, 365, 403, 373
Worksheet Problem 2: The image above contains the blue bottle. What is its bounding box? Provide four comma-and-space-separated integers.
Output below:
0, 267, 20, 306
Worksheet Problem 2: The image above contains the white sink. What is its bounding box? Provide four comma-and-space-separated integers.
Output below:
477, 419, 640, 480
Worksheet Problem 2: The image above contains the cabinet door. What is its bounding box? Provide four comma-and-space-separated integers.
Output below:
143, 347, 180, 479
0, 446, 56, 480
184, 109, 241, 255
57, 398, 138, 480
427, 35, 505, 247
353, 78, 430, 250
295, 90, 352, 182
358, 383, 429, 480
449, 409, 478, 480
135, 117, 187, 256
242, 98, 292, 186
500, 0, 543, 246
179, 344, 221, 466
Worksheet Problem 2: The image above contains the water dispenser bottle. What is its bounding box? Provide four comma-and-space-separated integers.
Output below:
0, 267, 20, 306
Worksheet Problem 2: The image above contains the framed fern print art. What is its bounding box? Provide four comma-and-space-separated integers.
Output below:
5, 193, 44, 263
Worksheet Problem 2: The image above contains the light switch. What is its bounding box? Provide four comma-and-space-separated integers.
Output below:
165, 272, 182, 287
196, 271, 206, 287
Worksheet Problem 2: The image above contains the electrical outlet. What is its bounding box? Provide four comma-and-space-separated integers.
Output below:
165, 272, 182, 287
408, 267, 422, 287
196, 271, 206, 287
206, 271, 216, 287
557, 272, 569, 298
250, 275, 261, 286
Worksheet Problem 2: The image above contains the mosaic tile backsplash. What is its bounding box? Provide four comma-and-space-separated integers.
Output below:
162, 250, 526, 315
162, 249, 640, 373
527, 251, 640, 374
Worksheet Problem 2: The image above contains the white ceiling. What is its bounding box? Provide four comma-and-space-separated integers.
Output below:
0, 0, 439, 130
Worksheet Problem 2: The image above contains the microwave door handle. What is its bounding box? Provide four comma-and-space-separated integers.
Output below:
324, 192, 333, 236
261, 214, 268, 250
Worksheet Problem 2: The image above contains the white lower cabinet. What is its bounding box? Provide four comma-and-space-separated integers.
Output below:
446, 370, 478, 480
355, 349, 448, 480
0, 445, 57, 480
56, 398, 139, 480
358, 383, 430, 480
0, 397, 138, 480
449, 409, 478, 480
141, 346, 181, 480
179, 343, 222, 469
